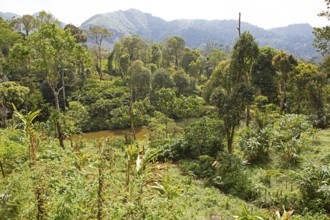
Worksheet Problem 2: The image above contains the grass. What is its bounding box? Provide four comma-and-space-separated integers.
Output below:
1, 127, 330, 219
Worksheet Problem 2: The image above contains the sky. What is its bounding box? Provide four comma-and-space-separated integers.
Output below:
1, 0, 329, 29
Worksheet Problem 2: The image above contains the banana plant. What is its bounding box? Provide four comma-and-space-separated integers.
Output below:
12, 104, 40, 163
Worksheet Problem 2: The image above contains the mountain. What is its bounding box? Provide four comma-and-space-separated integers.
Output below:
81, 9, 319, 60
0, 12, 20, 20
0, 9, 320, 59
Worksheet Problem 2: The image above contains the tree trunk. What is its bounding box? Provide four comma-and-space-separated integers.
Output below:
280, 79, 287, 114
237, 12, 241, 37
56, 122, 65, 149
61, 70, 67, 111
52, 88, 65, 149
98, 44, 102, 80
246, 104, 251, 127
129, 88, 136, 141
226, 127, 235, 154
0, 160, 5, 178
36, 187, 45, 220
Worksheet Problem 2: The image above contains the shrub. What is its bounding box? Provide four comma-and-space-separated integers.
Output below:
295, 163, 330, 214
184, 116, 224, 158
240, 126, 273, 164
212, 152, 260, 200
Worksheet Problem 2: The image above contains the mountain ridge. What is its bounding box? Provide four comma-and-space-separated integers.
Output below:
80, 9, 318, 59
1, 9, 320, 59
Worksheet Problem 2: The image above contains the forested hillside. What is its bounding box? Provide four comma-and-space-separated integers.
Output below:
80, 9, 319, 60
1, 9, 320, 59
0, 3, 330, 219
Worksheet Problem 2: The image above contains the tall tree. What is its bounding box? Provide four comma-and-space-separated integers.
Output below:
272, 51, 298, 114
163, 36, 186, 70
120, 35, 150, 62
36, 10, 59, 25
0, 18, 21, 58
23, 23, 91, 147
208, 60, 245, 154
251, 46, 278, 103
12, 14, 38, 36
289, 63, 327, 127
87, 26, 111, 79
127, 60, 151, 140
313, 0, 330, 55
64, 24, 87, 43
230, 32, 259, 126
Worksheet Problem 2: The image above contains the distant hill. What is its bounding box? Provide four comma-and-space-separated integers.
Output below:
0, 12, 20, 20
80, 9, 319, 60
0, 9, 320, 60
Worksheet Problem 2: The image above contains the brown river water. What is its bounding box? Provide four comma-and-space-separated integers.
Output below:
74, 127, 149, 141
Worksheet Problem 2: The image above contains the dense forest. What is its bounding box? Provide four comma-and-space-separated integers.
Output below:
0, 1, 330, 219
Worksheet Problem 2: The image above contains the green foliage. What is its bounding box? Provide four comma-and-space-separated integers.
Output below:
0, 128, 28, 175
288, 63, 328, 128
212, 153, 260, 200
233, 202, 269, 219
1, 10, 330, 219
295, 163, 330, 214
0, 18, 21, 58
240, 126, 273, 164
252, 47, 278, 103
184, 116, 224, 158
272, 114, 312, 166
313, 0, 330, 56
152, 68, 174, 90
0, 82, 30, 126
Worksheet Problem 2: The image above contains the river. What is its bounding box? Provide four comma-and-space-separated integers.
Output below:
74, 126, 149, 141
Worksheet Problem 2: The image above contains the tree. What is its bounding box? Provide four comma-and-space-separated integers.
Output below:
154, 88, 177, 138
87, 26, 111, 78
172, 70, 194, 96
151, 43, 162, 67
206, 35, 258, 153
119, 53, 131, 78
0, 18, 21, 58
12, 14, 38, 36
201, 40, 222, 55
26, 23, 90, 148
289, 63, 327, 127
0, 82, 30, 127
230, 32, 259, 126
120, 35, 150, 62
251, 46, 278, 103
163, 36, 186, 70
127, 60, 151, 140
205, 49, 228, 79
175, 95, 202, 125
272, 51, 298, 114
36, 10, 59, 25
64, 24, 87, 43
128, 60, 151, 102
313, 0, 330, 55
152, 68, 174, 91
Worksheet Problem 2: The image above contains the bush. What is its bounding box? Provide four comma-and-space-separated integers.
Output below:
211, 152, 260, 200
273, 114, 312, 166
184, 116, 224, 158
240, 126, 273, 164
295, 163, 330, 214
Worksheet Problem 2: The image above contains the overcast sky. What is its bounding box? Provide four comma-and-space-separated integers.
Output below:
1, 0, 329, 29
